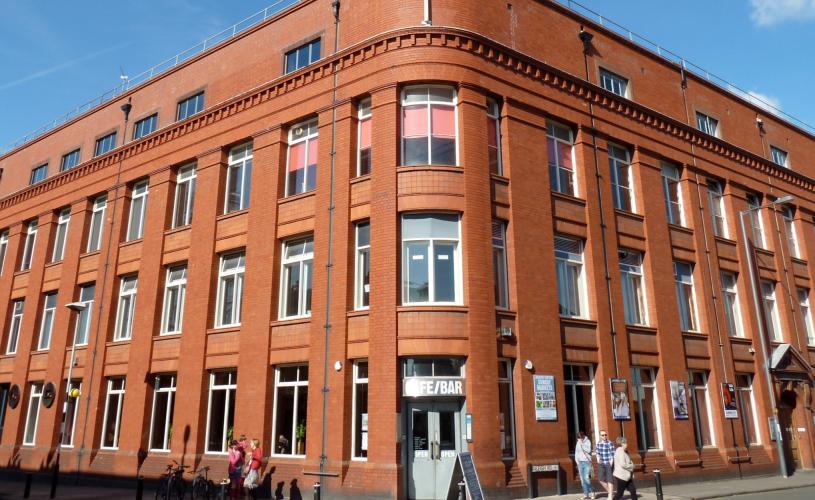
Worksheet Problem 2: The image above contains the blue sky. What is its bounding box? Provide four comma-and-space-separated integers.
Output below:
1, 0, 814, 150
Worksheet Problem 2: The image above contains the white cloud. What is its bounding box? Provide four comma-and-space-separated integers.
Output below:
750, 0, 815, 26
727, 85, 783, 115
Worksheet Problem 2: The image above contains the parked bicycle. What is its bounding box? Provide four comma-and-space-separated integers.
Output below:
155, 460, 189, 500
190, 465, 215, 499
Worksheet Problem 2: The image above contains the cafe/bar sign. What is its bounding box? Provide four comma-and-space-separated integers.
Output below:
403, 377, 465, 397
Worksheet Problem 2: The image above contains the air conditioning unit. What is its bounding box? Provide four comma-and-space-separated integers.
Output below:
497, 326, 514, 338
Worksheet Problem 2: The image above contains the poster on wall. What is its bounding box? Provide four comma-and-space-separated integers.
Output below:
533, 375, 557, 421
610, 378, 630, 420
670, 380, 690, 420
722, 383, 739, 419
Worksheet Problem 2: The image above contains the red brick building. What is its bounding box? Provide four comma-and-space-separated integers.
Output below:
0, 0, 813, 498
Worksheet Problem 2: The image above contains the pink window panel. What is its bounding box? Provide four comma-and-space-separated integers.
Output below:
431, 105, 455, 138
359, 118, 372, 149
557, 142, 573, 170
547, 137, 557, 165
403, 106, 427, 138
487, 117, 498, 148
307, 138, 319, 167
289, 142, 306, 172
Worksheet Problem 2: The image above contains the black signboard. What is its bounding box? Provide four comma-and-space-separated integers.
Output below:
8, 384, 20, 409
42, 382, 56, 408
458, 452, 484, 500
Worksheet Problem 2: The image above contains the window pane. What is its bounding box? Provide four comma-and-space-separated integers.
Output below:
405, 242, 429, 302
275, 386, 295, 454
433, 243, 456, 302
207, 389, 226, 452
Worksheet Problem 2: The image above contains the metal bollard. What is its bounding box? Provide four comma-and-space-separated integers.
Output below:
23, 473, 33, 498
136, 475, 144, 500
653, 468, 664, 500
313, 481, 321, 500
458, 481, 466, 500
219, 479, 230, 500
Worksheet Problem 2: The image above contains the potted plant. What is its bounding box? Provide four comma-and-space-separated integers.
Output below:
296, 422, 306, 455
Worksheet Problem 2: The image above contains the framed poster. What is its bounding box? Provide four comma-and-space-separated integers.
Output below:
670, 380, 689, 420
533, 375, 557, 421
722, 383, 738, 419
610, 378, 630, 420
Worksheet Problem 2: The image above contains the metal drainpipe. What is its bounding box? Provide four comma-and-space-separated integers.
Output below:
319, 0, 341, 477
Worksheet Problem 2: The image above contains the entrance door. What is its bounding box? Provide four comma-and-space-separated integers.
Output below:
407, 401, 461, 500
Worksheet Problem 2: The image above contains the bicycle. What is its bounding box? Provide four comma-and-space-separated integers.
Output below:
190, 465, 215, 499
155, 460, 189, 500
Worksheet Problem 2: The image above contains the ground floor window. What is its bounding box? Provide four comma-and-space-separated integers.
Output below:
61, 381, 81, 447
273, 365, 308, 456
689, 370, 715, 447
23, 383, 43, 446
564, 364, 596, 450
206, 370, 236, 453
737, 374, 761, 445
150, 374, 177, 451
0, 383, 9, 442
352, 361, 368, 459
631, 367, 661, 450
101, 378, 125, 449
498, 359, 516, 458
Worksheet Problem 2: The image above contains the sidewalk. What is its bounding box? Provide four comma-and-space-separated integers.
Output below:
0, 478, 142, 499
532, 470, 815, 499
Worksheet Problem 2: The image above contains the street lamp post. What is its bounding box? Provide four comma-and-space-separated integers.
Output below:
738, 194, 793, 478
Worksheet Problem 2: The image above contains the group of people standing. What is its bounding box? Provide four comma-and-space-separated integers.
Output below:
575, 430, 638, 500
227, 436, 263, 499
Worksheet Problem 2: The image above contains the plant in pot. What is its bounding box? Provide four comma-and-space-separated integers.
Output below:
296, 421, 306, 455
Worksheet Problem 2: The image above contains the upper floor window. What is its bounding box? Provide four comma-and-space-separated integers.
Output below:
770, 146, 788, 168
761, 280, 782, 342
172, 164, 196, 228
708, 181, 727, 238
721, 272, 743, 338
20, 220, 38, 271
30, 164, 47, 185
746, 194, 765, 248
73, 284, 95, 346
126, 181, 149, 242
674, 261, 698, 332
5, 299, 24, 355
280, 237, 314, 319
161, 265, 187, 335
357, 99, 372, 176
696, 112, 718, 137
798, 288, 815, 346
401, 213, 461, 305
620, 250, 647, 326
608, 144, 634, 212
37, 292, 58, 351
94, 132, 117, 157
402, 86, 457, 166
355, 223, 370, 310
52, 208, 70, 262
60, 149, 80, 171
555, 236, 586, 318
661, 163, 683, 225
492, 220, 509, 309
487, 98, 502, 175
285, 38, 321, 73
225, 143, 253, 212
782, 207, 800, 259
547, 122, 576, 196
86, 195, 107, 253
177, 92, 204, 121
216, 252, 245, 328
113, 276, 138, 341
0, 231, 7, 276
133, 114, 158, 139
286, 121, 318, 197
599, 68, 628, 97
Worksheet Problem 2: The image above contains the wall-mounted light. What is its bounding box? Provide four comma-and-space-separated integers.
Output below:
334, 360, 343, 372
524, 360, 534, 371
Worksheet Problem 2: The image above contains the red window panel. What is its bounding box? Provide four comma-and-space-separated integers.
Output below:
289, 142, 306, 172
403, 106, 427, 138
359, 118, 372, 149
431, 105, 455, 138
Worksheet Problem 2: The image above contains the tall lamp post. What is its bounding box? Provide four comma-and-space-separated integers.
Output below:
739, 194, 793, 478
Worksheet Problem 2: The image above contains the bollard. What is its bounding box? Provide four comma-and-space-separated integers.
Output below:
653, 468, 664, 500
313, 481, 321, 500
219, 479, 230, 500
458, 481, 466, 500
556, 466, 565, 496
50, 461, 59, 499
23, 473, 33, 498
136, 475, 144, 500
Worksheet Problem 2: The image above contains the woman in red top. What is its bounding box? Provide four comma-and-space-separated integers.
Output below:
244, 438, 262, 499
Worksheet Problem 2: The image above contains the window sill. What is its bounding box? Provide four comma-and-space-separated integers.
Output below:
614, 208, 643, 221
80, 249, 102, 258
204, 451, 229, 456
396, 165, 462, 173
98, 447, 119, 452
681, 331, 707, 337
713, 235, 736, 245
271, 454, 306, 460
626, 324, 657, 334
217, 208, 249, 221
120, 238, 143, 248
164, 225, 191, 236
33, 348, 50, 353
551, 191, 586, 206
350, 174, 370, 185
207, 325, 241, 334
668, 223, 692, 234
559, 316, 597, 327
347, 309, 369, 318
271, 316, 311, 327
350, 457, 368, 462
397, 305, 468, 313
490, 173, 509, 183
13, 269, 31, 277
158, 331, 182, 338
791, 256, 808, 266
149, 449, 171, 454
108, 339, 132, 346
45, 260, 63, 268
496, 308, 517, 316
279, 190, 316, 203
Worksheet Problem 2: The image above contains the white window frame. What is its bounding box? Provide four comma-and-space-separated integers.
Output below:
215, 252, 245, 328
688, 370, 716, 448
23, 383, 43, 446
285, 120, 318, 197
224, 143, 253, 212
487, 97, 503, 175
498, 358, 517, 459
797, 288, 815, 346
351, 360, 369, 461
736, 374, 762, 445
620, 250, 648, 326
161, 265, 187, 335
661, 163, 684, 226
555, 236, 587, 319
204, 370, 237, 454
696, 112, 718, 137
6, 299, 24, 354
73, 284, 95, 346
674, 261, 699, 332
401, 214, 462, 305
20, 220, 38, 271
126, 181, 149, 241
547, 121, 577, 196
746, 194, 765, 249
631, 366, 663, 451
761, 280, 782, 342
148, 374, 176, 452
493, 220, 510, 309
86, 195, 107, 253
564, 364, 600, 447
100, 378, 125, 450
599, 68, 629, 97
271, 364, 309, 457
400, 85, 459, 167
608, 144, 634, 212
782, 207, 800, 259
721, 272, 743, 338
172, 164, 197, 228
355, 224, 370, 310
113, 276, 137, 341
279, 237, 314, 319
37, 292, 58, 350
0, 231, 8, 276
357, 99, 372, 176
770, 146, 788, 168
52, 208, 70, 262
708, 181, 728, 238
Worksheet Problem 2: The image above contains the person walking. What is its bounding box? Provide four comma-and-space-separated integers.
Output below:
611, 437, 637, 500
227, 440, 244, 500
595, 430, 615, 498
574, 431, 595, 499
244, 438, 263, 499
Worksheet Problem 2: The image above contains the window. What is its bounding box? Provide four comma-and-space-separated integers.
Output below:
225, 143, 253, 212
20, 220, 38, 271
631, 367, 661, 450
86, 195, 107, 253
555, 236, 586, 318
608, 144, 634, 212
564, 364, 596, 449
736, 374, 760, 445
272, 365, 309, 456
401, 86, 457, 166
661, 163, 683, 225
770, 146, 788, 167
23, 383, 43, 445
798, 288, 815, 345
688, 371, 715, 447
30, 164, 47, 185
61, 380, 81, 447
286, 121, 317, 196
176, 92, 204, 120
149, 375, 176, 451
101, 378, 125, 449
285, 39, 321, 73
280, 238, 314, 318
782, 207, 800, 258
708, 181, 727, 238
487, 98, 502, 175
94, 132, 117, 156
493, 221, 510, 309
73, 284, 95, 346
404, 357, 465, 377
674, 262, 698, 332
599, 69, 628, 97
6, 300, 24, 354
113, 276, 137, 341
126, 181, 149, 241
52, 208, 70, 262
172, 164, 196, 228
60, 149, 80, 171
205, 371, 236, 453
355, 223, 370, 310
547, 122, 576, 196
161, 265, 187, 334
721, 272, 743, 337
357, 99, 372, 176
401, 214, 461, 304
746, 194, 765, 248
37, 293, 58, 350
216, 252, 245, 327
620, 250, 647, 325
761, 280, 782, 342
696, 112, 718, 136
133, 113, 158, 139
498, 359, 516, 458
352, 361, 369, 459
0, 231, 7, 276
